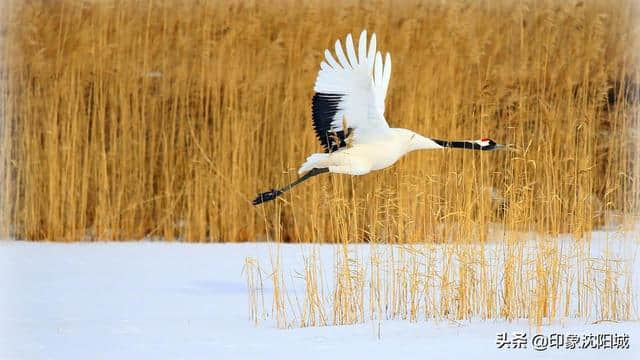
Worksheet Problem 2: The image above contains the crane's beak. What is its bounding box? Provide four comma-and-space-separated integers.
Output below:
495, 143, 519, 152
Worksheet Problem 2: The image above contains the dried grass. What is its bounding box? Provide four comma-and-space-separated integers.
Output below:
1, 0, 638, 242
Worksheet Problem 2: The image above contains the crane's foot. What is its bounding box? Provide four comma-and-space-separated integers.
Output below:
252, 189, 283, 205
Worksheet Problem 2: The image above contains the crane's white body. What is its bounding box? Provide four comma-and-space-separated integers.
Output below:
299, 129, 442, 175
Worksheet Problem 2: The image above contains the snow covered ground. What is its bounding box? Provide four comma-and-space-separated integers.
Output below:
1, 237, 639, 360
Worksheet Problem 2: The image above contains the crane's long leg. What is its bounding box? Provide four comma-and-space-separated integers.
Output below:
252, 167, 329, 205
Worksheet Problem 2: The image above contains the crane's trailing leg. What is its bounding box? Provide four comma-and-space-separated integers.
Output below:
252, 167, 330, 205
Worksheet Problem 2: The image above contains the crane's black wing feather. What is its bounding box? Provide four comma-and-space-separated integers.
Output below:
312, 92, 351, 153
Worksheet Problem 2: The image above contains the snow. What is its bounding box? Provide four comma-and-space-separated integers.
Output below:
1, 236, 639, 360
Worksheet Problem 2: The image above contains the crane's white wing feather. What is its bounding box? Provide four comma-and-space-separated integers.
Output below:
312, 30, 392, 152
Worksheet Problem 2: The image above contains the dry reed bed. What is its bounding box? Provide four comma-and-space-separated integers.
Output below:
0, 0, 638, 242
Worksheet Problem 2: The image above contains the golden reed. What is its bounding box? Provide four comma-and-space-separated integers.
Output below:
0, 0, 638, 242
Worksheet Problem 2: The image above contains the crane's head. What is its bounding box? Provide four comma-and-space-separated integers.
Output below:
476, 138, 504, 151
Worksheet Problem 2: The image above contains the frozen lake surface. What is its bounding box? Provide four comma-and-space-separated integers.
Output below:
1, 239, 639, 359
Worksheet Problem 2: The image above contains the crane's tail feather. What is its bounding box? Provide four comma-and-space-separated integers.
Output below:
298, 153, 330, 175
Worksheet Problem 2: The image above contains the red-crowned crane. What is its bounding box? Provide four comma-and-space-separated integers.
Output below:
253, 30, 508, 205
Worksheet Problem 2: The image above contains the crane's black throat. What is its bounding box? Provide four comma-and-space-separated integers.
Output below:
252, 167, 330, 205
432, 139, 497, 151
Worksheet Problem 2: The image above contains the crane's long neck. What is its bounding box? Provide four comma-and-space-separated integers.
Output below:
431, 139, 484, 150
409, 133, 486, 151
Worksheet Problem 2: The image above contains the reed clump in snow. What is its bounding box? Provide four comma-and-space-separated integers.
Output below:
247, 232, 637, 329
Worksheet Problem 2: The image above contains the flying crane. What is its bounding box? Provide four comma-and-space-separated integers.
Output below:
253, 30, 507, 205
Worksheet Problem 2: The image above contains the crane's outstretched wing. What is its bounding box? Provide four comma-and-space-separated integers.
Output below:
312, 30, 392, 152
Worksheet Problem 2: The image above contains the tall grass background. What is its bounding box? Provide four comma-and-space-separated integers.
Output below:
0, 0, 638, 242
